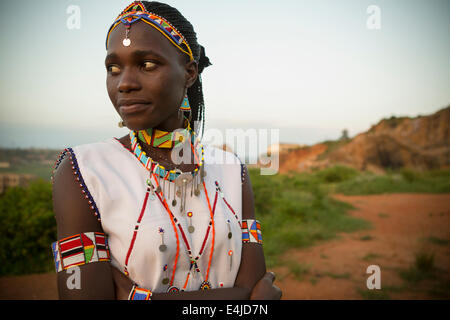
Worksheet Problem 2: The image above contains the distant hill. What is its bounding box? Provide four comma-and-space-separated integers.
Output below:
276, 105, 450, 173
0, 148, 61, 181
0, 148, 61, 166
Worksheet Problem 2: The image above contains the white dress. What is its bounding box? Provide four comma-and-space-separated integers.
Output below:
70, 136, 243, 292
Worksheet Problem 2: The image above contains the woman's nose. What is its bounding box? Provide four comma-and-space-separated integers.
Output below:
118, 67, 141, 92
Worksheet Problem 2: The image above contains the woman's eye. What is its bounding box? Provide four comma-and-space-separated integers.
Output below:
107, 65, 120, 75
143, 61, 157, 71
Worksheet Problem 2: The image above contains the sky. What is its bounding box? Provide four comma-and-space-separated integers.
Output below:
0, 0, 449, 150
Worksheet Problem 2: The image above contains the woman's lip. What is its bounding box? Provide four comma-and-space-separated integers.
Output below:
119, 103, 151, 115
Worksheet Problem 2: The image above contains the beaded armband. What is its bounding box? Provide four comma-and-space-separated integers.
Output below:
51, 232, 110, 272
128, 284, 153, 300
241, 219, 263, 244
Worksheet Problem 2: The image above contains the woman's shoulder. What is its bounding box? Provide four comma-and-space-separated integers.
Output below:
200, 142, 246, 187
51, 137, 126, 183
201, 142, 242, 166
70, 137, 123, 155
51, 137, 125, 223
59, 137, 132, 169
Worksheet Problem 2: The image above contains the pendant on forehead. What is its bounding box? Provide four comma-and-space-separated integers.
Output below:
123, 26, 131, 47
123, 38, 131, 47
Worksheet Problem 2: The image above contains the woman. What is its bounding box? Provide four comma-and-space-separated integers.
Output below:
51, 1, 281, 300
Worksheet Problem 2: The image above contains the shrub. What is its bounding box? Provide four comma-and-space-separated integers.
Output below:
399, 168, 419, 183
314, 165, 359, 183
0, 180, 56, 276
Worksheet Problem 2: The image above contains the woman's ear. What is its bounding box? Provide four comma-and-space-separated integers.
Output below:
185, 60, 198, 89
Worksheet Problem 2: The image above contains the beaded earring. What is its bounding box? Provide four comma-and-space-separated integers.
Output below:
178, 94, 191, 122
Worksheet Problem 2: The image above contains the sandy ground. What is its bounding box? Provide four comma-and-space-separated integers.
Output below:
1, 193, 449, 300
274, 193, 450, 299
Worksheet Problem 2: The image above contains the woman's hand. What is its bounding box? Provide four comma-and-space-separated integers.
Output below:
111, 266, 134, 300
249, 272, 282, 300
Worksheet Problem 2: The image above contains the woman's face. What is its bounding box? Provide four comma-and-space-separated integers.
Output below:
105, 21, 197, 131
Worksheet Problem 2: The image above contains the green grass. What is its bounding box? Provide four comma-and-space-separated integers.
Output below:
362, 252, 382, 261
249, 168, 372, 268
313, 165, 359, 183
429, 279, 450, 299
335, 168, 450, 195
358, 284, 407, 300
394, 250, 450, 298
325, 272, 351, 279
283, 260, 311, 281
358, 288, 391, 300
426, 236, 450, 246
250, 165, 450, 270
398, 251, 437, 284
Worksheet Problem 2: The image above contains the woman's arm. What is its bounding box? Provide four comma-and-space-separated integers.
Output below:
112, 163, 281, 300
233, 163, 267, 295
112, 265, 250, 299
53, 154, 115, 299
232, 163, 280, 300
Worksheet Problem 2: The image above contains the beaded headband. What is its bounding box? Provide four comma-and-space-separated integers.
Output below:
105, 1, 194, 61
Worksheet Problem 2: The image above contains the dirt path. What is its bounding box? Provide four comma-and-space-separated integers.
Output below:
1, 193, 449, 300
0, 272, 57, 299
274, 193, 450, 299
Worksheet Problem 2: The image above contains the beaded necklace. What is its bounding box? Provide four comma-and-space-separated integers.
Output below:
153, 175, 218, 290
187, 132, 217, 289
123, 177, 154, 276
130, 129, 206, 215
137, 127, 194, 149
124, 127, 216, 291
130, 130, 205, 181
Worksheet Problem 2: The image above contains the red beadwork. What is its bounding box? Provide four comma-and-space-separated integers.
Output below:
123, 185, 153, 276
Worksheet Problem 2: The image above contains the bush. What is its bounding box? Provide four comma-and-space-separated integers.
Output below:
0, 180, 56, 276
399, 168, 419, 183
314, 165, 359, 183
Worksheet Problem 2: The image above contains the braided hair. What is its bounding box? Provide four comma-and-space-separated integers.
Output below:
141, 1, 212, 138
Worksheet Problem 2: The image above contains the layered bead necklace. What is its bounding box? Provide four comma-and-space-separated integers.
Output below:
123, 124, 216, 292
129, 129, 206, 214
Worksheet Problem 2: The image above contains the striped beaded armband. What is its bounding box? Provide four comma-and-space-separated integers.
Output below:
241, 219, 263, 244
51, 232, 110, 272
128, 284, 153, 300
